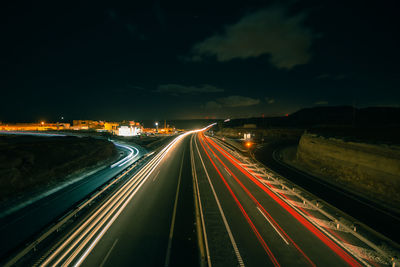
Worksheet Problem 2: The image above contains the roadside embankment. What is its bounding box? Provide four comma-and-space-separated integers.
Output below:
295, 132, 400, 210
216, 127, 303, 148
112, 134, 176, 152
0, 135, 118, 203
216, 127, 303, 139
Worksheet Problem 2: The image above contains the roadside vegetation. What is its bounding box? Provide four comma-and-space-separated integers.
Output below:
0, 135, 118, 203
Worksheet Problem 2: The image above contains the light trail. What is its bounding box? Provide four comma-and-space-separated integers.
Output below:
193, 135, 244, 267
203, 134, 363, 267
201, 134, 315, 266
110, 143, 139, 168
198, 134, 281, 267
39, 127, 209, 266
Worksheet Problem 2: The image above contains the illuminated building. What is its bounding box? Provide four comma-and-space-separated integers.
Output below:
72, 120, 104, 130
0, 123, 70, 131
104, 122, 120, 133
117, 125, 141, 136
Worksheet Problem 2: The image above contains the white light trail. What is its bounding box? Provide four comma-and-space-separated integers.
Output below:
40, 129, 204, 267
110, 144, 139, 168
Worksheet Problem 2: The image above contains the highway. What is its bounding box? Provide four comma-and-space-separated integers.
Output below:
192, 133, 367, 267
30, 131, 199, 267
5, 129, 395, 266
255, 142, 400, 244
0, 140, 144, 259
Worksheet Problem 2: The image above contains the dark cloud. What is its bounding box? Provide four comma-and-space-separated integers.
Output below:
188, 6, 314, 69
205, 95, 260, 109
265, 97, 275, 104
156, 84, 224, 94
315, 100, 329, 105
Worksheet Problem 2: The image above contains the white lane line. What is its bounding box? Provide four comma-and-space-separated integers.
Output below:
153, 170, 160, 182
190, 135, 211, 267
35, 130, 209, 267
71, 146, 173, 267
195, 136, 245, 267
99, 239, 118, 267
224, 168, 231, 176
164, 149, 185, 267
64, 138, 181, 266
256, 207, 289, 245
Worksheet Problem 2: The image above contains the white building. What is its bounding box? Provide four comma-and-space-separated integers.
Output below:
117, 125, 141, 136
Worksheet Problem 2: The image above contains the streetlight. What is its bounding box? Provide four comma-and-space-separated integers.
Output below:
155, 122, 158, 133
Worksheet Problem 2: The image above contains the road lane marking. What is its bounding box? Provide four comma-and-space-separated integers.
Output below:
257, 207, 289, 245
7, 130, 215, 267
153, 170, 160, 181
164, 149, 185, 267
71, 135, 191, 267
190, 135, 211, 267
99, 238, 118, 267
205, 136, 369, 267
224, 168, 231, 176
194, 136, 245, 267
41, 133, 190, 267
199, 135, 279, 267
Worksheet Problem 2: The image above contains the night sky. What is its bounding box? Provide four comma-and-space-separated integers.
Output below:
1, 0, 399, 122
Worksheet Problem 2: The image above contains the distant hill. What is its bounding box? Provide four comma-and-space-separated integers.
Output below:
221, 106, 400, 128
289, 106, 400, 127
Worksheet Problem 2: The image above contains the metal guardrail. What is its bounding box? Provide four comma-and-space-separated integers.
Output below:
3, 153, 153, 267
210, 135, 400, 267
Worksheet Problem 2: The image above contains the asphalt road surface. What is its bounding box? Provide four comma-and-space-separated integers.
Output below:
30, 131, 198, 267
0, 141, 144, 259
6, 130, 388, 266
191, 133, 363, 267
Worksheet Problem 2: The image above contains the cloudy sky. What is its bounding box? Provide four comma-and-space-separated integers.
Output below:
1, 0, 399, 122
